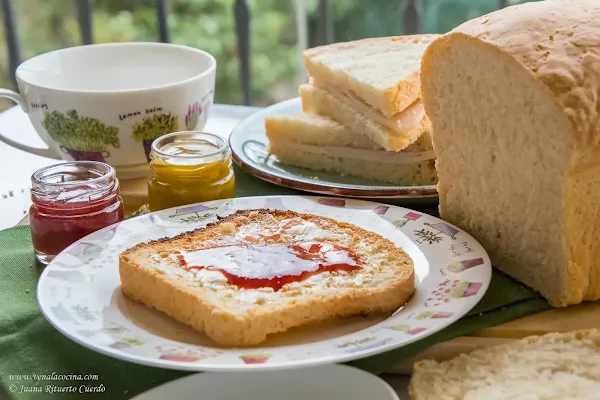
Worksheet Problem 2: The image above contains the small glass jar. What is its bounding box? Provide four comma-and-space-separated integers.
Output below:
29, 161, 124, 264
148, 131, 235, 212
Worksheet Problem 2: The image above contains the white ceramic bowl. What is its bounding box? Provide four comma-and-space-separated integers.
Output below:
0, 42, 217, 178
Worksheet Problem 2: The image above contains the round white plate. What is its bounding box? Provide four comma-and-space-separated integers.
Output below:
37, 195, 491, 371
229, 97, 438, 201
131, 364, 400, 400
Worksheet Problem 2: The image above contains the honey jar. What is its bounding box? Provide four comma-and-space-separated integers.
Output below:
148, 131, 235, 212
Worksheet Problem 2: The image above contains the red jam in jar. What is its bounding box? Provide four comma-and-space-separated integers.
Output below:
29, 161, 124, 264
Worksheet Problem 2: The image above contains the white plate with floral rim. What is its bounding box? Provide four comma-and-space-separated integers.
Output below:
37, 195, 491, 372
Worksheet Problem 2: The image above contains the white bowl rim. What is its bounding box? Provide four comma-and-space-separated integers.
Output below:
15, 42, 217, 95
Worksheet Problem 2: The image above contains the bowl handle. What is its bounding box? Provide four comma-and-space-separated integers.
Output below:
0, 89, 60, 159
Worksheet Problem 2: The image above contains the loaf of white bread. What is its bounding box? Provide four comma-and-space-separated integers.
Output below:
421, 0, 600, 307
409, 330, 600, 400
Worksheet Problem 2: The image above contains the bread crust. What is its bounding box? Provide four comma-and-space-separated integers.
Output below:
119, 209, 414, 347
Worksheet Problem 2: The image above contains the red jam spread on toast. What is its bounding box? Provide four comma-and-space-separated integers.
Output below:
175, 242, 362, 291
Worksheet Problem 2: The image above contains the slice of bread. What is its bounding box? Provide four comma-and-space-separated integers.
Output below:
409, 330, 600, 400
268, 143, 437, 186
421, 0, 600, 306
300, 84, 429, 152
265, 112, 384, 150
265, 113, 437, 186
303, 35, 440, 116
265, 112, 434, 151
119, 210, 414, 347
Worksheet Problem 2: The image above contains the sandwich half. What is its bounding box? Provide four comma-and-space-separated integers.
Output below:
302, 35, 440, 151
265, 112, 437, 186
300, 84, 431, 152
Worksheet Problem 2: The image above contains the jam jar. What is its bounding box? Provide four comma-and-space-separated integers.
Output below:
147, 131, 235, 212
29, 161, 124, 264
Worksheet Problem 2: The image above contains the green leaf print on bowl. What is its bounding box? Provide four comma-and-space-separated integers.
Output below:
132, 112, 179, 162
42, 110, 120, 162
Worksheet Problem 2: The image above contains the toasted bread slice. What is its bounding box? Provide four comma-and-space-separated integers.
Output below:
303, 35, 440, 116
300, 84, 430, 152
119, 210, 415, 347
410, 330, 600, 400
265, 113, 437, 185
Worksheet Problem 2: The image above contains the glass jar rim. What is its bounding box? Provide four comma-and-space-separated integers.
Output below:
151, 131, 228, 159
31, 161, 116, 187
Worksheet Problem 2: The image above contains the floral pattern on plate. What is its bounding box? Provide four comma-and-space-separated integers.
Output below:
37, 195, 492, 372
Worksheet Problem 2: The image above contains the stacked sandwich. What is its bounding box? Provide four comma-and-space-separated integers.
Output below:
265, 35, 439, 185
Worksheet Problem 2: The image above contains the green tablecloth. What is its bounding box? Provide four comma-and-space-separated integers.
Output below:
0, 166, 551, 399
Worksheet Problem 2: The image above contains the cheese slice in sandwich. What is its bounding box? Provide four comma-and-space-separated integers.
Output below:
302, 35, 439, 151
265, 112, 437, 186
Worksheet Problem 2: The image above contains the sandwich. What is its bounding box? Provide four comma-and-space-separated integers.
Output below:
265, 112, 437, 186
302, 35, 440, 151
119, 209, 415, 347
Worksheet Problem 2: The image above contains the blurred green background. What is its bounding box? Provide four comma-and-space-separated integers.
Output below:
0, 0, 535, 109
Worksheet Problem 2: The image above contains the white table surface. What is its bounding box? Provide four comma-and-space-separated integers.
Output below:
0, 104, 412, 399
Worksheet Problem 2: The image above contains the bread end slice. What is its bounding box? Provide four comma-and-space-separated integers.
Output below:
409, 330, 600, 400
119, 210, 414, 347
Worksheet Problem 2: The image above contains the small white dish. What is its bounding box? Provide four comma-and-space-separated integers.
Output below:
131, 364, 400, 400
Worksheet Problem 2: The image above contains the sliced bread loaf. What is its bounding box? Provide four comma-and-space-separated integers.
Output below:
410, 330, 600, 400
421, 0, 600, 306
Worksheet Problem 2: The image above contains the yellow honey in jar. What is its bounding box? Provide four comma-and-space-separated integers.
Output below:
148, 131, 235, 212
